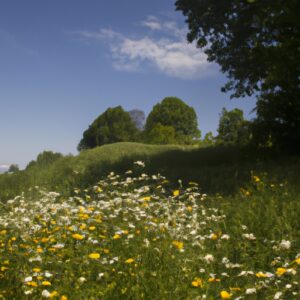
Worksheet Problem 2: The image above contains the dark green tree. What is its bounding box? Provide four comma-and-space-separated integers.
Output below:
217, 108, 251, 145
176, 0, 300, 149
8, 164, 19, 173
145, 97, 200, 144
26, 151, 63, 169
78, 106, 139, 151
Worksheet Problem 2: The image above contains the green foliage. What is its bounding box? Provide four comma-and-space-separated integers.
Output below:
202, 131, 215, 146
145, 97, 201, 144
78, 106, 139, 151
175, 0, 300, 150
26, 151, 63, 169
217, 108, 251, 146
144, 123, 176, 145
8, 164, 19, 173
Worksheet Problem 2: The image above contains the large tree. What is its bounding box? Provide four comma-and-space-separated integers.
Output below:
217, 108, 251, 146
176, 0, 300, 149
78, 106, 139, 151
145, 97, 200, 144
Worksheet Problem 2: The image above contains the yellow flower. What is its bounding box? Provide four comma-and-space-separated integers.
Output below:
37, 247, 43, 253
142, 196, 151, 201
252, 175, 260, 183
113, 234, 121, 240
210, 233, 218, 240
255, 272, 269, 278
1, 266, 8, 271
208, 277, 220, 282
229, 287, 241, 291
172, 240, 184, 250
42, 281, 52, 286
276, 267, 287, 276
0, 230, 7, 235
33, 268, 41, 273
187, 206, 193, 212
72, 233, 84, 240
88, 253, 100, 259
220, 291, 232, 299
173, 190, 180, 197
96, 187, 103, 193
294, 258, 300, 265
26, 281, 38, 287
60, 296, 68, 300
50, 291, 59, 298
191, 277, 203, 287
89, 226, 96, 231
125, 258, 134, 264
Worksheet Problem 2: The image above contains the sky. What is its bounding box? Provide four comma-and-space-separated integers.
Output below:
0, 0, 256, 169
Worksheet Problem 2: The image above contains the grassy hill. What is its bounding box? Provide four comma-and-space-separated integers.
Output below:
0, 142, 299, 201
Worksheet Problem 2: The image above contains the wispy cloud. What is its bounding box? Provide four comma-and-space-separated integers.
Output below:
67, 17, 215, 79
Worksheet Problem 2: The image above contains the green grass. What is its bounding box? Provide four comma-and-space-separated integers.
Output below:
0, 142, 299, 201
0, 165, 299, 299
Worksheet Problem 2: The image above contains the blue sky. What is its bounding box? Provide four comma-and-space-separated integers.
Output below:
0, 0, 256, 169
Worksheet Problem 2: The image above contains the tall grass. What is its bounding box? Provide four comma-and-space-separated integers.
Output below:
0, 142, 299, 201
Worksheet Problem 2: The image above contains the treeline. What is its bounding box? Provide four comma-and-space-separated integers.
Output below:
77, 96, 254, 151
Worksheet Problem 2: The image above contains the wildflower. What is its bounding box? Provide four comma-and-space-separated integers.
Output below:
274, 292, 282, 300
220, 291, 232, 299
113, 234, 121, 239
256, 272, 273, 278
78, 277, 87, 283
276, 267, 287, 276
208, 277, 220, 282
125, 258, 134, 264
33, 268, 41, 273
173, 190, 180, 197
26, 281, 38, 287
210, 233, 218, 240
42, 281, 51, 286
172, 240, 184, 250
191, 277, 203, 288
60, 296, 68, 300
278, 240, 291, 250
204, 254, 214, 263
88, 253, 100, 259
294, 258, 300, 265
50, 291, 59, 298
242, 233, 256, 240
252, 175, 260, 183
134, 161, 145, 167
42, 290, 51, 298
72, 233, 84, 240
245, 288, 257, 294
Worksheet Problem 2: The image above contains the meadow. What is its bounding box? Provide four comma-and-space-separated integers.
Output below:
0, 143, 299, 299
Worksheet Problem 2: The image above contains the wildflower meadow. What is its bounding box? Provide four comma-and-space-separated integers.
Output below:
0, 161, 299, 299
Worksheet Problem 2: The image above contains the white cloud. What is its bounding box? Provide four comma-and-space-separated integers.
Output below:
68, 17, 215, 79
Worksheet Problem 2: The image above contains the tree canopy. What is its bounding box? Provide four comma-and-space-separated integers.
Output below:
217, 108, 251, 146
145, 97, 200, 144
78, 106, 139, 151
176, 0, 300, 150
